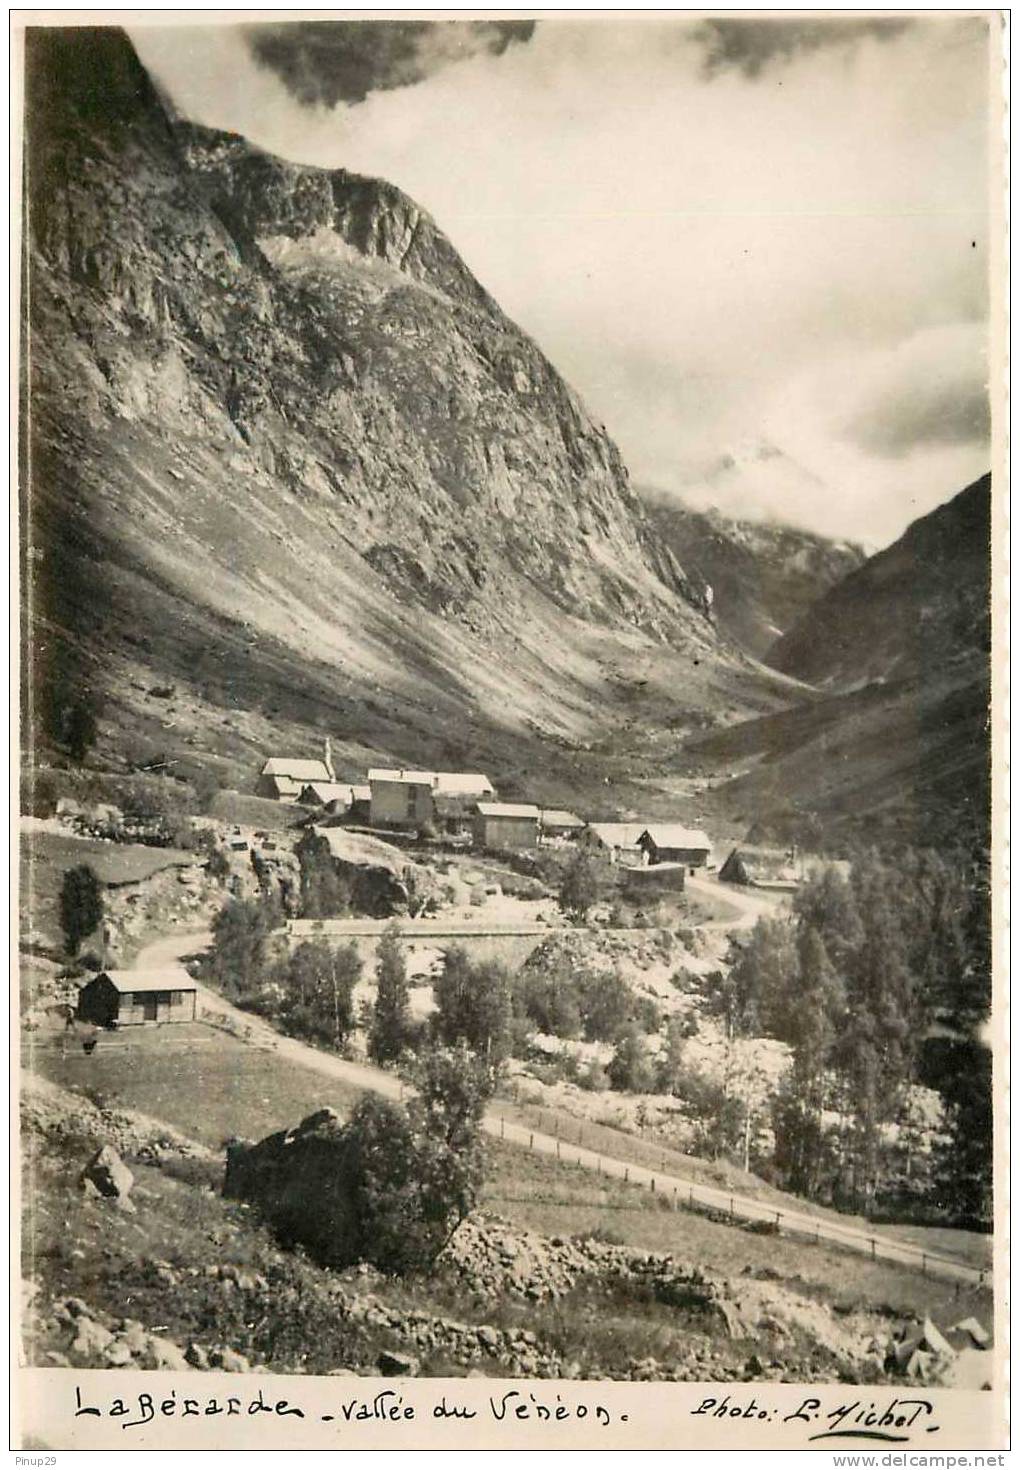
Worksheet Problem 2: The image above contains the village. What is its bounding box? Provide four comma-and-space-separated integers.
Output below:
20, 737, 993, 1389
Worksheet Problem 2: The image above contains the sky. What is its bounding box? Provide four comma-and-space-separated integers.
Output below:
129, 15, 996, 547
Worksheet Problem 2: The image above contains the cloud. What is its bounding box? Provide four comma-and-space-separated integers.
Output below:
842, 326, 991, 458
692, 17, 915, 79
128, 16, 994, 544
243, 19, 535, 108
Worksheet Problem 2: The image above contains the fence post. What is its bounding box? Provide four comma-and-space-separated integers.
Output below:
775, 1211, 781, 1233
501, 1117, 505, 1139
529, 1133, 534, 1150
624, 1166, 628, 1183
650, 1177, 655, 1193
556, 1138, 561, 1159
729, 1197, 734, 1218
922, 1254, 927, 1277
870, 1238, 876, 1260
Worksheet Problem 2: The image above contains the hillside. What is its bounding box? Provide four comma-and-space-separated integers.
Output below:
767, 475, 991, 689
640, 487, 864, 658
682, 476, 992, 848
20, 26, 777, 809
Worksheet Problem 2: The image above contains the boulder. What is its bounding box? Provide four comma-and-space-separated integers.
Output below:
81, 1145, 134, 1200
377, 1351, 419, 1377
140, 1336, 192, 1371
209, 1346, 251, 1372
70, 1317, 115, 1358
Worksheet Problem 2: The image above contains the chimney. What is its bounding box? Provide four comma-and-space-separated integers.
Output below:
324, 736, 334, 782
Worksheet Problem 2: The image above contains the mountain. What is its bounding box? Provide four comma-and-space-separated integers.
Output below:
767, 475, 991, 689
686, 477, 992, 849
20, 27, 777, 806
639, 488, 864, 659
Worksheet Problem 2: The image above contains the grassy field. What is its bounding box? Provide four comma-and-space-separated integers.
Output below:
491, 1096, 991, 1270
21, 828, 198, 946
22, 1020, 992, 1330
24, 1024, 366, 1147
483, 1144, 991, 1327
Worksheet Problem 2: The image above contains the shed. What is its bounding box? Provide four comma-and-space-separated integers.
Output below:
539, 809, 584, 841
298, 781, 359, 808
77, 970, 198, 1027
719, 845, 802, 889
637, 825, 713, 871
580, 822, 648, 865
473, 802, 540, 850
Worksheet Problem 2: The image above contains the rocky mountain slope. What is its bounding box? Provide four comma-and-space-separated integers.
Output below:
21, 26, 774, 804
639, 488, 864, 658
767, 475, 991, 689
685, 476, 992, 848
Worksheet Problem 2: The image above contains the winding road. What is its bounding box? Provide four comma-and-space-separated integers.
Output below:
132, 917, 985, 1288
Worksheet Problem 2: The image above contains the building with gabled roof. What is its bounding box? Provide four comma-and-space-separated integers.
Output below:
77, 969, 198, 1027
473, 802, 540, 850
637, 825, 713, 869
368, 767, 497, 830
580, 822, 649, 865
257, 743, 335, 801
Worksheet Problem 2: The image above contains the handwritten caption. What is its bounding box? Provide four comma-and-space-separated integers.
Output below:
74, 1385, 628, 1432
69, 1383, 956, 1443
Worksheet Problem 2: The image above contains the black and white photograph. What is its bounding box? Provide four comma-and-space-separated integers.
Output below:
13, 9, 1005, 1452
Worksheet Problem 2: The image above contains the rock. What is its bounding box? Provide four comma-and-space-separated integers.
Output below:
45, 1351, 71, 1367
476, 1326, 500, 1351
81, 1145, 134, 1200
104, 1340, 136, 1367
951, 1316, 991, 1348
185, 1343, 211, 1369
209, 1347, 251, 1372
70, 1318, 115, 1358
118, 1320, 149, 1353
59, 1296, 91, 1320
377, 1351, 419, 1377
140, 1336, 192, 1371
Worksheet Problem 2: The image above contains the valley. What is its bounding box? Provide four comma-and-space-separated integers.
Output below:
17, 23, 994, 1400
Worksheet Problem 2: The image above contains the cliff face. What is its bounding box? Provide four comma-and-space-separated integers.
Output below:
21, 27, 758, 795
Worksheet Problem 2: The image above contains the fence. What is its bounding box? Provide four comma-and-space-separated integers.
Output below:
487, 1105, 988, 1290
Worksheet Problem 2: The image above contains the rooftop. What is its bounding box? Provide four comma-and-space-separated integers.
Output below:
476, 802, 541, 819
639, 825, 713, 851
261, 758, 332, 782
93, 969, 197, 994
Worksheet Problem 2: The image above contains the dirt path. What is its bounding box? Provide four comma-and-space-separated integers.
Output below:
686, 872, 787, 931
133, 928, 982, 1286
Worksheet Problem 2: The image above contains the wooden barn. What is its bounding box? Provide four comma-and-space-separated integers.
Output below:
718, 845, 801, 889
637, 825, 713, 871
77, 970, 198, 1027
473, 802, 540, 850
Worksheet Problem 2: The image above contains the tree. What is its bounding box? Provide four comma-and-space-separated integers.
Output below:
279, 940, 361, 1050
63, 692, 99, 764
558, 850, 600, 922
606, 1023, 656, 1093
577, 965, 634, 1043
295, 830, 351, 918
337, 1043, 491, 1273
513, 967, 582, 1039
718, 917, 800, 1042
432, 947, 513, 1068
771, 929, 844, 1198
208, 895, 282, 1001
59, 864, 104, 956
368, 922, 412, 1065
